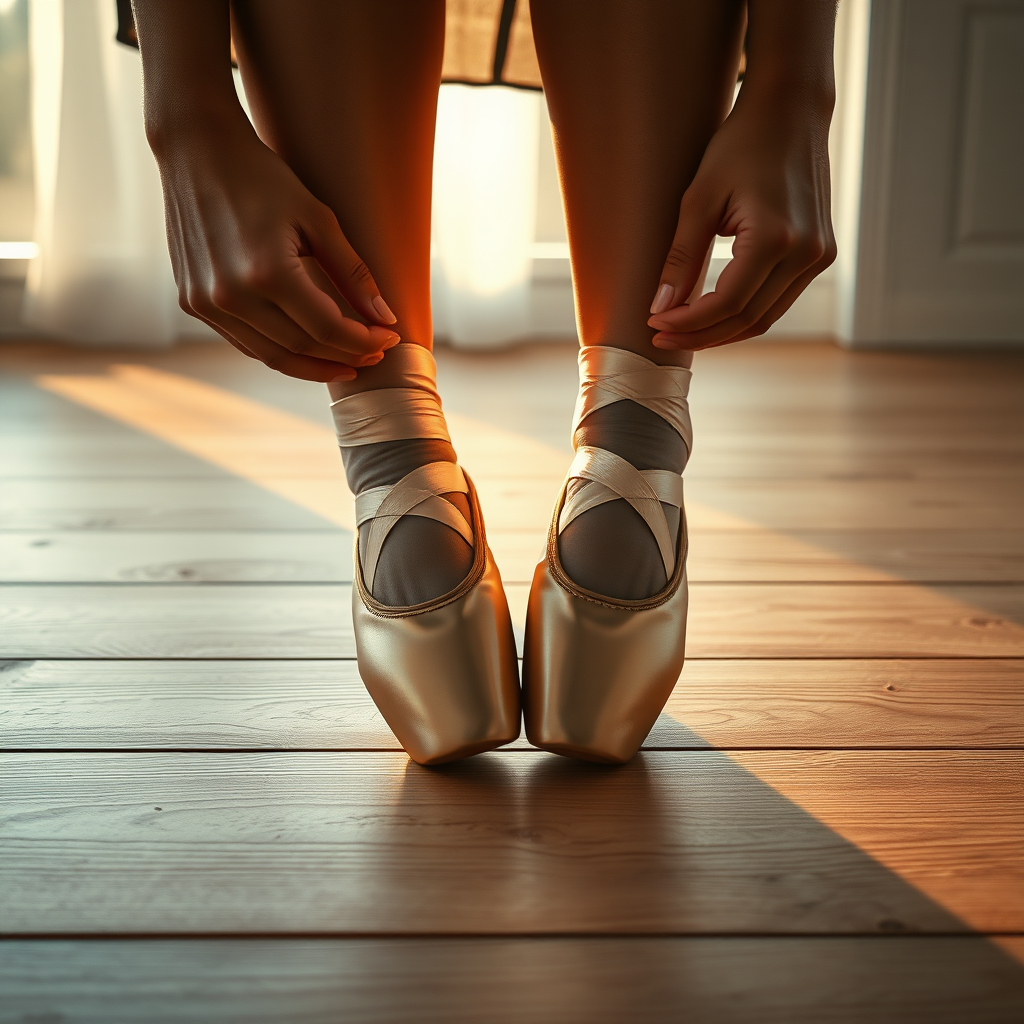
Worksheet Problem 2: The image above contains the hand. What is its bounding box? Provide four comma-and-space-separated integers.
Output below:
155, 120, 400, 382
647, 89, 836, 351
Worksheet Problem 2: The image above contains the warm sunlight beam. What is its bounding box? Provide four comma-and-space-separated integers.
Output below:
726, 750, 1024, 937
38, 365, 356, 529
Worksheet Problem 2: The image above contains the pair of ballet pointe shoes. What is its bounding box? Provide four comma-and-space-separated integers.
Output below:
338, 344, 691, 766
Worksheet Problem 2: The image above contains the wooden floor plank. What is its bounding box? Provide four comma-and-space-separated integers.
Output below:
0, 584, 364, 659
2, 583, 1021, 659
2, 937, 1022, 1024
4, 430, 1022, 482
679, 582, 1024, 658
1, 751, 1019, 935
0, 659, 394, 751
2, 659, 1020, 751
3, 528, 1022, 584
0, 436, 229, 478
0, 530, 355, 583
687, 528, 1024, 583
3, 475, 1020, 533
683, 477, 1023, 530
665, 659, 1024, 747
0, 478, 334, 530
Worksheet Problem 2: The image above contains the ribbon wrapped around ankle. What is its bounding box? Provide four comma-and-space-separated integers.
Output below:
355, 461, 472, 593
329, 344, 451, 447
331, 388, 450, 446
571, 346, 693, 455
559, 446, 681, 579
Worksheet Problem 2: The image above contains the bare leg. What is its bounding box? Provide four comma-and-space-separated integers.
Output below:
532, 0, 745, 362
230, 0, 443, 346
532, 1, 745, 598
231, 1, 471, 605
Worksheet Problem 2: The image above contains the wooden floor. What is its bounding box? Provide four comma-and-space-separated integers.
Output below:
1, 339, 1022, 1022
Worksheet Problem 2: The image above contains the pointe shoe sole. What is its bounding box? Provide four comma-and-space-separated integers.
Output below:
352, 474, 521, 766
522, 502, 688, 765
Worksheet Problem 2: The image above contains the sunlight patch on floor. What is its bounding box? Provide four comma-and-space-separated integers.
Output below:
35, 364, 862, 537
38, 366, 356, 530
726, 750, 1024, 939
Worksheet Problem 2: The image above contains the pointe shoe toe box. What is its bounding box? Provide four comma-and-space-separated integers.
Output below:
353, 552, 521, 765
522, 555, 687, 764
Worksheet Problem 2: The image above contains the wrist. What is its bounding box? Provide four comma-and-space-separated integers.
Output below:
732, 72, 835, 135
738, 68, 835, 111
741, 0, 837, 120
144, 95, 254, 162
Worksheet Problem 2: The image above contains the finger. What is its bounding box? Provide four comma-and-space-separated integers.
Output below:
213, 286, 391, 368
267, 260, 401, 359
182, 311, 315, 372
649, 189, 719, 316
730, 234, 837, 342
649, 220, 791, 334
302, 204, 398, 327
653, 260, 827, 352
224, 318, 361, 382
191, 303, 359, 382
731, 264, 826, 342
653, 249, 814, 350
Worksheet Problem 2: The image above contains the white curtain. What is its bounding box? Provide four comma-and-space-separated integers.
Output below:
24, 4, 544, 348
25, 0, 189, 346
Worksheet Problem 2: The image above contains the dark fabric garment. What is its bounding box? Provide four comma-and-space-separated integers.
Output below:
115, 0, 543, 90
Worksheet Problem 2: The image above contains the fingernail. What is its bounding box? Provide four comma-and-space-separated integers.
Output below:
648, 317, 672, 331
383, 334, 401, 348
365, 352, 384, 365
650, 283, 675, 315
372, 295, 398, 325
331, 371, 356, 382
651, 338, 679, 350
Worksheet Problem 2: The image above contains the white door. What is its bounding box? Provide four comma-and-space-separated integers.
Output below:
848, 0, 1024, 345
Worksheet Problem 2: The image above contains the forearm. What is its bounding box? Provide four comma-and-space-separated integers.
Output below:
740, 0, 837, 116
130, 0, 251, 155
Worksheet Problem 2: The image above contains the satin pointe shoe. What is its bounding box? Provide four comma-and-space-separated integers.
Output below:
332, 346, 521, 765
522, 346, 692, 764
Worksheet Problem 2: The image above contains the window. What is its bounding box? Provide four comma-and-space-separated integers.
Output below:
0, 0, 33, 247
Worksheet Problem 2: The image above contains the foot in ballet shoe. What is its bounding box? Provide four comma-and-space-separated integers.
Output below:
330, 344, 520, 765
522, 346, 692, 764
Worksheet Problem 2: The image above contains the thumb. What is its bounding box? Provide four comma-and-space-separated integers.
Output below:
650, 190, 719, 316
302, 205, 398, 327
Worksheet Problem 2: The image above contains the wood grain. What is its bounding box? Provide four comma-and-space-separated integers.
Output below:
0, 531, 354, 583
680, 582, 1024, 658
4, 474, 1020, 534
2, 937, 1022, 1024
5, 428, 1022, 482
683, 477, 1024, 530
4, 528, 1022, 585
0, 435, 228, 478
687, 529, 1024, 583
0, 584, 361, 659
2, 659, 1020, 751
0, 659, 393, 750
1, 750, 1020, 935
0, 478, 334, 530
3, 583, 1021, 659
670, 658, 1024, 747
